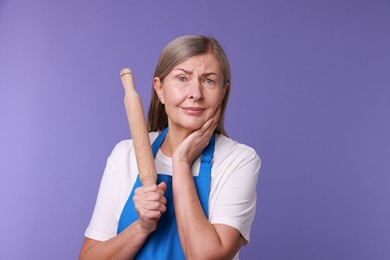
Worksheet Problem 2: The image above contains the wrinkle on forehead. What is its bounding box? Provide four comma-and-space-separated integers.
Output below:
174, 54, 221, 75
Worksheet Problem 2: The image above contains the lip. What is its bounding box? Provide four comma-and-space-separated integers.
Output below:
181, 106, 206, 116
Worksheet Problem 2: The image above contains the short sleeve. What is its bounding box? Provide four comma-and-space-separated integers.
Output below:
84, 157, 121, 241
210, 146, 261, 243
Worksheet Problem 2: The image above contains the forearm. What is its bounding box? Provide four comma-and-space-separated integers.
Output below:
172, 160, 240, 260
79, 220, 149, 260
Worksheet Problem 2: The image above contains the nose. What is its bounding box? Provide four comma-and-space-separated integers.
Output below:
188, 79, 203, 100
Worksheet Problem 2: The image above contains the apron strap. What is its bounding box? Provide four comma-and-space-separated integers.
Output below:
152, 128, 168, 157
199, 134, 215, 177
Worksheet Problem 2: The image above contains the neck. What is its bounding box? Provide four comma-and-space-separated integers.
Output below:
160, 124, 192, 157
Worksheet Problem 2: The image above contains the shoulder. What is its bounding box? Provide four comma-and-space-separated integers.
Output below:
214, 134, 261, 170
108, 132, 160, 165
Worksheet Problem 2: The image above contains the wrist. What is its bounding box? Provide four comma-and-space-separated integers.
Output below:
134, 221, 153, 237
172, 156, 191, 167
172, 150, 186, 163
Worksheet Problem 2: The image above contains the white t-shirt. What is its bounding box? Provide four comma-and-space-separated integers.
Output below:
85, 132, 261, 258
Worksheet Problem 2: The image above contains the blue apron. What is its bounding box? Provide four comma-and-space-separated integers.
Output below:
117, 128, 215, 259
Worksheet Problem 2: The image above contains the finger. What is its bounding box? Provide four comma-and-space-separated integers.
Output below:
203, 106, 221, 132
138, 202, 167, 218
142, 201, 167, 211
158, 181, 167, 192
201, 117, 214, 131
135, 183, 165, 195
213, 104, 221, 117
134, 192, 165, 204
139, 209, 164, 221
202, 116, 217, 135
212, 106, 221, 126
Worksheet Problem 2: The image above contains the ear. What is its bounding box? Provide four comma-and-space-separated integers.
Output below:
153, 77, 165, 104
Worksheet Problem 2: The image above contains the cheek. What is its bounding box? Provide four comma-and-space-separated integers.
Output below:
164, 88, 185, 105
208, 90, 225, 106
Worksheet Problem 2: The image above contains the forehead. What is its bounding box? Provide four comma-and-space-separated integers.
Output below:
174, 53, 221, 73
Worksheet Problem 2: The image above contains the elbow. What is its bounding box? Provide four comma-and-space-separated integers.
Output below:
185, 252, 234, 260
79, 238, 99, 260
184, 245, 238, 260
79, 247, 90, 260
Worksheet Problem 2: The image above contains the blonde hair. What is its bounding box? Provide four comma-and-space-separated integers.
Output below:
147, 35, 231, 135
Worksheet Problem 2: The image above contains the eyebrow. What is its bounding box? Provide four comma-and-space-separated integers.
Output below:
202, 72, 218, 77
174, 68, 218, 77
174, 68, 192, 74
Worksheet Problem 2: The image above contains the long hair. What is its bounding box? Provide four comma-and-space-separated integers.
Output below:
147, 35, 231, 135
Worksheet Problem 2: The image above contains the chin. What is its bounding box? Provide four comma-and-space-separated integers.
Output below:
181, 123, 203, 131
176, 120, 205, 132
168, 113, 209, 132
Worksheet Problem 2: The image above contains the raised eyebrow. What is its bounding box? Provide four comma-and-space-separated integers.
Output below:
174, 68, 192, 74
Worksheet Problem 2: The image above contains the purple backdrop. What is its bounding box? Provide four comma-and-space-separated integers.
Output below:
1, 0, 389, 259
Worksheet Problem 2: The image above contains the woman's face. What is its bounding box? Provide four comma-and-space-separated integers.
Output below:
153, 53, 226, 133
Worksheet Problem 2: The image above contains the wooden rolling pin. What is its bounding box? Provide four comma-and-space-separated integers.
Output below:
120, 68, 157, 185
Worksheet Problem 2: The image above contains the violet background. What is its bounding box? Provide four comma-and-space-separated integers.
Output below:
1, 0, 389, 259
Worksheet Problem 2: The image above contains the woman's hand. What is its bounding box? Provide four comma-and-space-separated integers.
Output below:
133, 182, 167, 234
172, 107, 220, 165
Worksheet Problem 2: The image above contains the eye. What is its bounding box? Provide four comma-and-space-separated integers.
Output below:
177, 76, 187, 82
204, 78, 215, 85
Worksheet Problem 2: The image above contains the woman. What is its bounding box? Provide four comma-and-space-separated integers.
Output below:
80, 35, 261, 259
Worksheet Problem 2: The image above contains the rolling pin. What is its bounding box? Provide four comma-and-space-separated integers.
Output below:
120, 68, 157, 185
